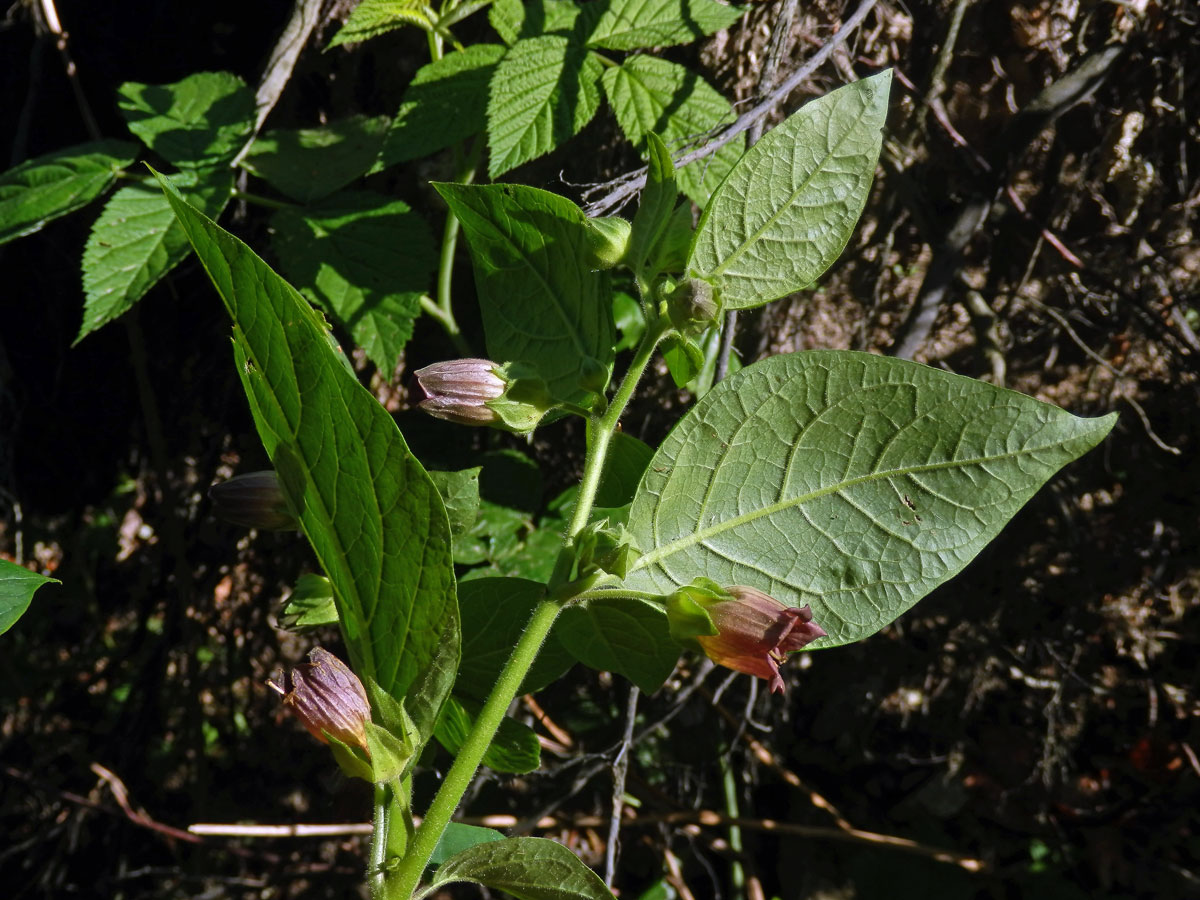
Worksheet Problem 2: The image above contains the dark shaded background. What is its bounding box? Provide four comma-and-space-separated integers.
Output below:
2, 0, 1197, 898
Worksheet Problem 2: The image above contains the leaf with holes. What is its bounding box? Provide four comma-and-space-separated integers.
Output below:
623, 350, 1116, 648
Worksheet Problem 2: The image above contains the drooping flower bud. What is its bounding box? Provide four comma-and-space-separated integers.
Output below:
411, 359, 553, 434
209, 470, 298, 531
411, 358, 507, 426
666, 583, 826, 694
585, 216, 632, 269
269, 647, 371, 750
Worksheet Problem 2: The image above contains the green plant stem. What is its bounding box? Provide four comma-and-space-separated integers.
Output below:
370, 783, 388, 900
231, 189, 295, 211
383, 597, 563, 900
431, 146, 479, 357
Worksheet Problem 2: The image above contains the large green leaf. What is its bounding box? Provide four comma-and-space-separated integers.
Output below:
270, 190, 436, 373
430, 823, 506, 867
486, 36, 603, 177
627, 132, 679, 280
0, 560, 59, 636
154, 170, 457, 703
623, 351, 1117, 647
687, 72, 890, 309
588, 0, 744, 51
456, 577, 574, 702
489, 0, 596, 45
431, 836, 617, 899
558, 596, 678, 693
435, 695, 541, 773
601, 56, 742, 206
241, 115, 389, 203
117, 72, 254, 168
78, 170, 233, 342
595, 432, 655, 508
378, 44, 505, 168
435, 183, 614, 403
0, 140, 136, 246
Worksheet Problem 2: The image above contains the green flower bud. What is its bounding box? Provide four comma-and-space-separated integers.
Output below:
666, 277, 720, 333
585, 216, 632, 269
209, 470, 298, 531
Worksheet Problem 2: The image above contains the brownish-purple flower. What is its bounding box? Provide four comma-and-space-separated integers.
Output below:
269, 647, 370, 750
668, 584, 826, 694
410, 358, 507, 426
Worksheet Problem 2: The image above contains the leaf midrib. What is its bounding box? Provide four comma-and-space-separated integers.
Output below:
630, 439, 1076, 574
706, 97, 870, 279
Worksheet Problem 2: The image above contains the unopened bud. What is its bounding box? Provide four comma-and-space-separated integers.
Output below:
585, 216, 632, 269
667, 278, 719, 333
209, 470, 298, 531
270, 647, 371, 750
411, 359, 507, 426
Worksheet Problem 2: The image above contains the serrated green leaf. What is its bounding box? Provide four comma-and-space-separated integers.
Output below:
431, 836, 617, 899
154, 170, 457, 706
627, 132, 679, 279
456, 577, 574, 702
435, 183, 614, 403
430, 823, 507, 867
327, 0, 433, 47
0, 140, 137, 245
688, 72, 890, 309
558, 596, 678, 693
601, 56, 742, 207
435, 695, 541, 773
270, 190, 435, 372
486, 36, 602, 177
78, 170, 233, 342
378, 44, 506, 169
588, 0, 744, 51
279, 573, 339, 629
241, 115, 389, 202
490, 0, 595, 45
0, 560, 59, 635
623, 350, 1118, 647
117, 72, 254, 168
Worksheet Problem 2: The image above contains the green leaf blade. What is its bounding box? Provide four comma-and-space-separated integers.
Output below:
378, 45, 505, 168
486, 36, 602, 177
558, 596, 678, 693
588, 0, 744, 50
687, 71, 891, 309
624, 350, 1117, 647
0, 560, 59, 635
435, 182, 614, 403
432, 836, 617, 900
241, 115, 390, 202
154, 171, 457, 704
78, 170, 233, 342
601, 56, 743, 207
270, 190, 436, 372
327, 0, 432, 47
0, 140, 137, 246
117, 72, 254, 168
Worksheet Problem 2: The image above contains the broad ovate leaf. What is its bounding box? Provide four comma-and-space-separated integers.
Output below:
431, 836, 617, 900
0, 560, 59, 635
486, 36, 602, 177
154, 170, 457, 705
117, 72, 254, 168
688, 71, 890, 309
78, 169, 233, 342
435, 183, 614, 403
0, 140, 136, 245
624, 350, 1117, 648
558, 596, 678, 693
